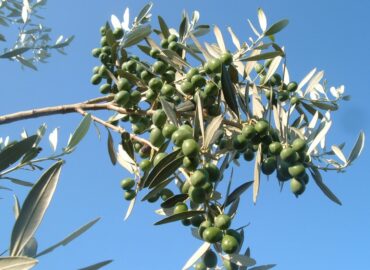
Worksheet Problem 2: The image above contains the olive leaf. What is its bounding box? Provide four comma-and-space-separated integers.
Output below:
160, 97, 178, 126
107, 129, 116, 165
214, 25, 226, 52
253, 146, 262, 204
20, 237, 38, 258
10, 161, 63, 256
158, 15, 170, 38
160, 194, 189, 208
224, 181, 253, 207
0, 257, 38, 270
0, 135, 38, 173
0, 47, 31, 58
64, 114, 91, 153
141, 149, 182, 188
309, 167, 342, 205
121, 25, 152, 48
154, 210, 205, 225
265, 19, 289, 36
136, 2, 153, 25
35, 217, 101, 257
142, 178, 172, 201
222, 254, 256, 267
194, 91, 205, 143
240, 51, 284, 62
78, 260, 113, 270
182, 242, 211, 270
221, 64, 239, 117
179, 15, 188, 42
347, 131, 365, 165
203, 115, 223, 149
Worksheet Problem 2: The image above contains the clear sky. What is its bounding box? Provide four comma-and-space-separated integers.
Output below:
1, 0, 370, 269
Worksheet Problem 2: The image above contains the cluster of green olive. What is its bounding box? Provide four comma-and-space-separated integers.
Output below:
254, 59, 300, 106
120, 177, 136, 201
218, 118, 310, 196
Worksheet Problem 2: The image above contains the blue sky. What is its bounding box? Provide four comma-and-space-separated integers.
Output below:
1, 0, 370, 269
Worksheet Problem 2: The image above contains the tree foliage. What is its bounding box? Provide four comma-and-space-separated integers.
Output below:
0, 2, 365, 269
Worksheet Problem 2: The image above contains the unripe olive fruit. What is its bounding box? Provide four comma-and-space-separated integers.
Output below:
202, 227, 223, 243
214, 214, 232, 230
292, 138, 307, 152
280, 147, 298, 163
221, 235, 239, 254
290, 178, 306, 196
181, 81, 195, 95
288, 163, 306, 178
148, 77, 163, 92
124, 190, 136, 200
182, 139, 200, 157
152, 110, 167, 128
173, 202, 188, 214
287, 81, 298, 92
189, 186, 207, 204
269, 142, 283, 155
190, 169, 209, 187
203, 250, 218, 268
120, 178, 135, 190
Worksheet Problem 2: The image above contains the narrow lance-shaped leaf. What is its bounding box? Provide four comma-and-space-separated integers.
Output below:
240, 51, 284, 62
0, 135, 38, 173
182, 242, 211, 270
347, 131, 365, 164
154, 210, 205, 225
10, 161, 63, 256
214, 25, 226, 52
203, 115, 224, 148
64, 114, 92, 153
0, 257, 38, 270
78, 260, 113, 270
160, 97, 178, 126
158, 16, 170, 38
36, 217, 101, 257
13, 195, 21, 220
265, 19, 289, 36
0, 47, 31, 58
107, 129, 117, 165
161, 194, 189, 209
221, 64, 239, 117
257, 8, 267, 32
224, 181, 253, 207
309, 167, 342, 205
253, 146, 262, 204
249, 264, 277, 270
121, 25, 152, 48
136, 2, 153, 24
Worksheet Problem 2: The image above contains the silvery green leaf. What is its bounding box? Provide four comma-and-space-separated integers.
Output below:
257, 8, 267, 32
0, 47, 31, 58
227, 27, 240, 50
107, 129, 116, 165
15, 57, 37, 71
158, 16, 170, 38
214, 25, 226, 52
307, 120, 332, 155
189, 32, 211, 60
154, 210, 205, 225
247, 19, 260, 37
48, 128, 58, 152
121, 25, 151, 48
204, 115, 223, 148
253, 146, 262, 204
116, 145, 136, 174
64, 114, 91, 153
240, 51, 284, 62
224, 181, 253, 207
36, 217, 100, 257
0, 135, 38, 173
35, 124, 47, 146
192, 24, 210, 37
160, 97, 178, 126
331, 145, 347, 164
78, 260, 113, 270
298, 68, 316, 91
179, 15, 188, 42
191, 10, 200, 25
264, 55, 282, 83
13, 195, 21, 220
20, 237, 37, 258
347, 131, 365, 165
110, 14, 121, 30
182, 242, 211, 270
265, 19, 289, 36
136, 2, 153, 25
124, 193, 137, 221
10, 161, 63, 256
0, 257, 37, 270
309, 167, 342, 205
223, 254, 256, 267
3, 177, 33, 187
